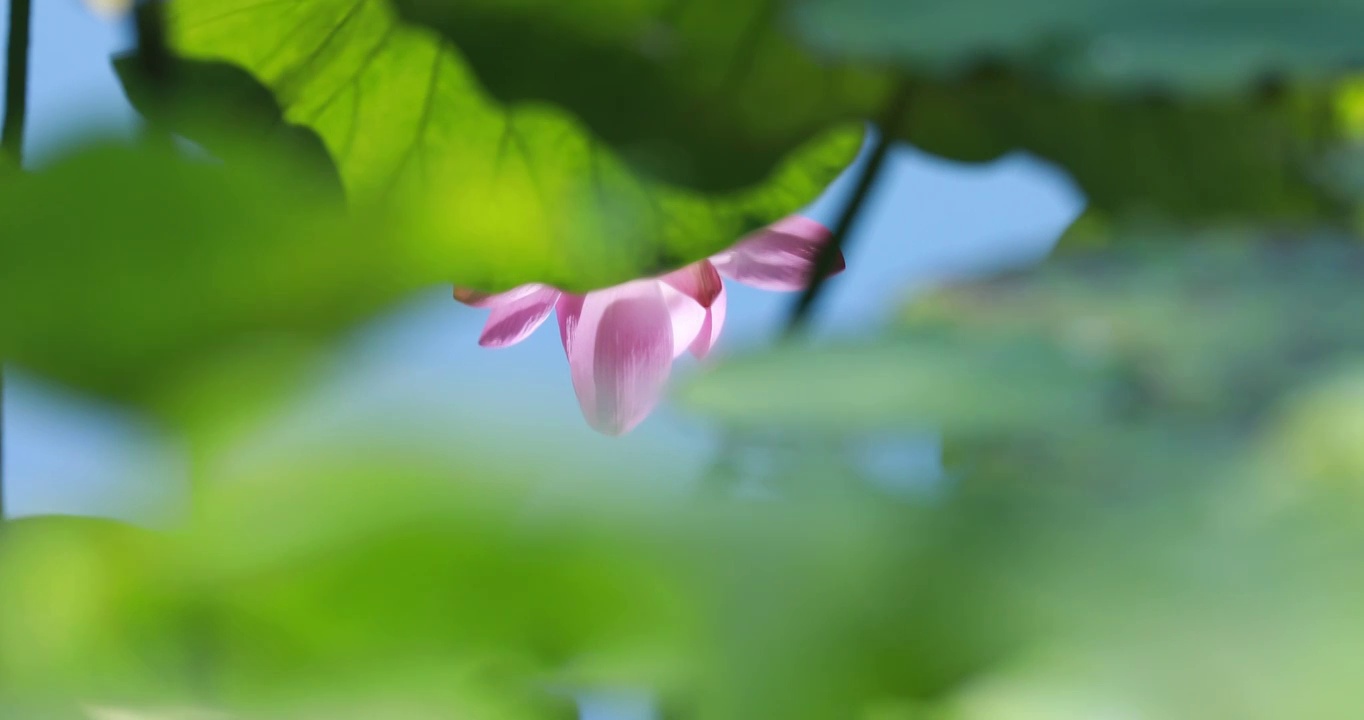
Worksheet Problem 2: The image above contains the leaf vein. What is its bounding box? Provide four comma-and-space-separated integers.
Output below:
303, 22, 395, 123
174, 0, 298, 32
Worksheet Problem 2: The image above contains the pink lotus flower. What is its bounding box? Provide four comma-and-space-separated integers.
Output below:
455, 216, 844, 435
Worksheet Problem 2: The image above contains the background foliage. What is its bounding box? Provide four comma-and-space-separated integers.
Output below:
4, 0, 1364, 718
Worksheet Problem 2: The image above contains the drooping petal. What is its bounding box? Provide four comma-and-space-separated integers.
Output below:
478, 285, 561, 347
565, 281, 675, 436
689, 284, 727, 359
710, 216, 843, 291
660, 260, 723, 307
556, 293, 585, 352
661, 282, 707, 358
454, 283, 553, 308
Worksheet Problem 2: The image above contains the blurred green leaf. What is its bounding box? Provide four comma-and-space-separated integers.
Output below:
0, 446, 1056, 719
1255, 363, 1364, 508
908, 237, 1364, 422
676, 331, 1111, 435
177, 454, 696, 708
0, 516, 184, 703
690, 497, 1052, 719
0, 465, 675, 715
892, 71, 1343, 221
112, 54, 343, 198
394, 0, 1346, 221
163, 0, 860, 293
790, 0, 1364, 93
83, 707, 231, 720
0, 143, 408, 403
684, 236, 1364, 436
393, 0, 887, 192
785, 0, 1358, 221
937, 522, 1364, 720
10, 436, 1364, 717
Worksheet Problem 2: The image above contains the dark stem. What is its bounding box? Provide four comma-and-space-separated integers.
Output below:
1, 0, 34, 521
701, 83, 914, 500
133, 1, 171, 84
2, 0, 30, 165
132, 0, 177, 146
783, 79, 913, 336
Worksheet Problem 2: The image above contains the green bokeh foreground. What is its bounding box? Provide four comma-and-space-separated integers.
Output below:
6, 2, 1364, 718
6, 237, 1364, 718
